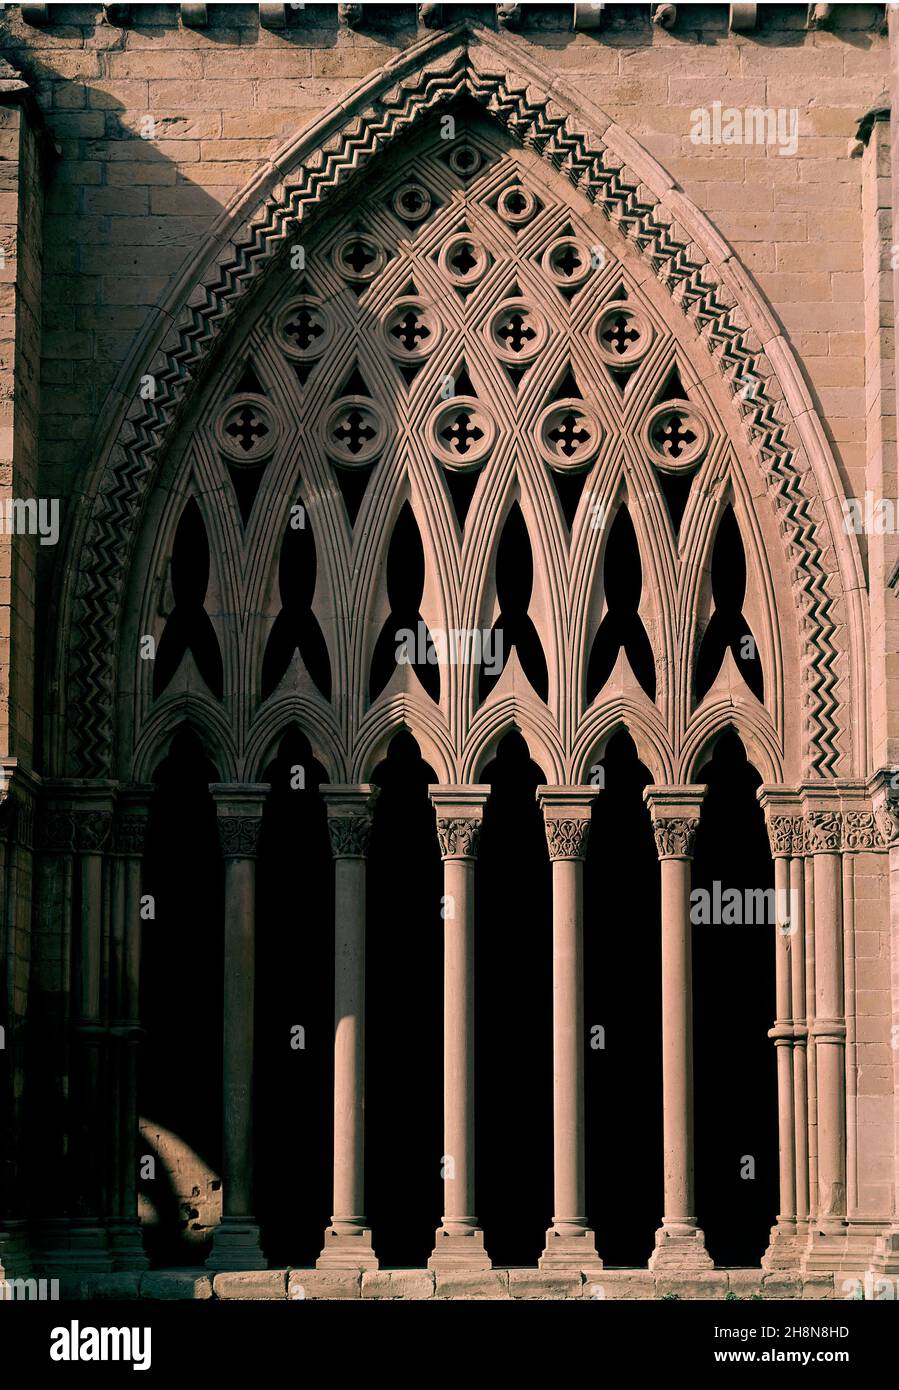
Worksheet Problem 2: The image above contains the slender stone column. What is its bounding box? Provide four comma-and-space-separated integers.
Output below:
804, 807, 847, 1239
428, 786, 491, 1270
759, 794, 803, 1269
790, 851, 810, 1232
69, 799, 116, 1269
107, 786, 154, 1270
537, 786, 600, 1270
318, 785, 379, 1269
206, 784, 269, 1271
644, 786, 712, 1271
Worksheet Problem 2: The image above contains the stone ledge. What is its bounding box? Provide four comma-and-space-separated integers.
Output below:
32, 1267, 842, 1300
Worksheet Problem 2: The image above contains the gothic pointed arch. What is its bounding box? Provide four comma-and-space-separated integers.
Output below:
49, 19, 865, 790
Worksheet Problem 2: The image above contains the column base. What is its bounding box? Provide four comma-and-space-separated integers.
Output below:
205, 1218, 266, 1271
317, 1222, 378, 1270
106, 1220, 150, 1271
539, 1223, 601, 1270
428, 1223, 491, 1270
867, 1225, 899, 1278
761, 1218, 803, 1272
648, 1221, 713, 1271
43, 1221, 115, 1273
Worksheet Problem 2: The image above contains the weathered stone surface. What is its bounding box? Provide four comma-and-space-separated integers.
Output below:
435, 1270, 510, 1299
655, 1273, 730, 1301
509, 1269, 583, 1298
213, 1270, 288, 1300
140, 1271, 214, 1300
362, 1271, 435, 1300
288, 1269, 362, 1300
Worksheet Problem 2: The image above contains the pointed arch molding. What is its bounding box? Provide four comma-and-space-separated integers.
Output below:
59, 20, 865, 781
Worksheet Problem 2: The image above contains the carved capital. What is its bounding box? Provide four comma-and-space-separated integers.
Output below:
322, 785, 379, 860
767, 813, 804, 857
38, 807, 77, 853
436, 816, 482, 860
651, 816, 700, 860
804, 810, 842, 854
217, 816, 263, 859
544, 816, 591, 861
644, 785, 706, 860
74, 810, 113, 854
429, 786, 489, 861
210, 784, 269, 860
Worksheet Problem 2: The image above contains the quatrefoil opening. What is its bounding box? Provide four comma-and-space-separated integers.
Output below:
594, 302, 654, 368
322, 395, 387, 467
438, 233, 490, 288
535, 399, 602, 473
382, 297, 443, 363
333, 234, 385, 283
275, 296, 333, 362
215, 393, 279, 465
428, 396, 497, 471
488, 298, 549, 365
642, 399, 710, 474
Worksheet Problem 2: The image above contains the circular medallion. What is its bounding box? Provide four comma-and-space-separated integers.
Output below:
541, 237, 592, 288
595, 302, 654, 367
333, 234, 385, 283
488, 298, 549, 364
642, 399, 709, 473
448, 145, 482, 178
391, 183, 433, 224
438, 234, 490, 288
535, 399, 602, 473
428, 397, 497, 471
321, 396, 387, 467
275, 296, 333, 361
496, 184, 538, 226
216, 393, 279, 465
382, 297, 442, 363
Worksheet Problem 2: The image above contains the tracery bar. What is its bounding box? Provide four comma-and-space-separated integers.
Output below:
428, 785, 491, 1270
206, 783, 269, 1271
644, 785, 712, 1271
318, 784, 379, 1270
537, 786, 600, 1270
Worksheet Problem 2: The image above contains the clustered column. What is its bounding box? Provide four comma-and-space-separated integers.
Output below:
206, 783, 269, 1272
428, 786, 491, 1270
644, 786, 712, 1272
318, 785, 379, 1270
537, 786, 600, 1270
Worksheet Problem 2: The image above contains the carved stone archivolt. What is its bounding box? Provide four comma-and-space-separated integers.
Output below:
61, 24, 858, 789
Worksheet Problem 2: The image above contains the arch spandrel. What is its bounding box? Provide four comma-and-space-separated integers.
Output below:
52, 20, 863, 789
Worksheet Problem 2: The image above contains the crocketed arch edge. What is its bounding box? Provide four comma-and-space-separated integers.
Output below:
50, 17, 867, 785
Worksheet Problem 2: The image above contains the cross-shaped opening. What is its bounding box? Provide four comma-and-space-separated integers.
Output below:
333, 408, 376, 455
284, 307, 324, 351
497, 312, 536, 354
504, 189, 528, 215
390, 310, 430, 353
553, 244, 582, 278
441, 411, 484, 456
655, 413, 696, 459
399, 188, 426, 215
343, 240, 376, 275
225, 406, 269, 452
548, 412, 591, 458
603, 313, 640, 355
451, 242, 478, 277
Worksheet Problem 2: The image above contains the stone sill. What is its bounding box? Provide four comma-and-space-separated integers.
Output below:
49, 1268, 837, 1301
